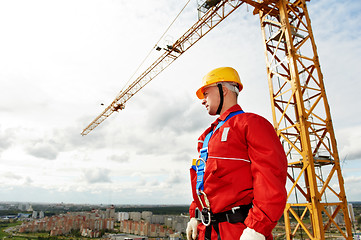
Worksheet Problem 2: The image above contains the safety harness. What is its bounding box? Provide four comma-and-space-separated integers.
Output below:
194, 110, 244, 195
193, 110, 251, 240
197, 204, 253, 240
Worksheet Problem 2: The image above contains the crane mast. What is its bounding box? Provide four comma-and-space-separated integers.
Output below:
258, 0, 352, 239
82, 0, 353, 239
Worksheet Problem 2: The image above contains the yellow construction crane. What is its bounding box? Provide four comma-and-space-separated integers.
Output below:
81, 0, 353, 239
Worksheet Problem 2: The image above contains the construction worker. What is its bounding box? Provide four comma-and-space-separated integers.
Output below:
186, 67, 287, 240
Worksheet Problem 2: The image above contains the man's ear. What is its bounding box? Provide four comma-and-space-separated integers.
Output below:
222, 84, 229, 96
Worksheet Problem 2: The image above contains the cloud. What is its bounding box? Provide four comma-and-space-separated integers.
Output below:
25, 139, 62, 160
108, 153, 130, 163
23, 176, 33, 185
16, 124, 113, 161
344, 176, 361, 184
94, 88, 208, 159
150, 98, 211, 134
172, 152, 192, 163
0, 127, 15, 155
344, 175, 361, 201
53, 125, 110, 151
3, 172, 21, 180
166, 171, 183, 185
82, 168, 112, 184
336, 126, 361, 161
308, 0, 361, 129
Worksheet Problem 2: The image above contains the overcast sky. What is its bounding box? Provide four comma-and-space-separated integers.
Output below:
1, 0, 360, 205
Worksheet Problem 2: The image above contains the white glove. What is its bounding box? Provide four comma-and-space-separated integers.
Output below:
186, 217, 199, 240
240, 227, 265, 240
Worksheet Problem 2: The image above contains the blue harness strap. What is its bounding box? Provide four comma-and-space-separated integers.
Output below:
194, 110, 244, 195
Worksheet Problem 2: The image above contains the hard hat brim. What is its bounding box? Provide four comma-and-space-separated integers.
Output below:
196, 87, 205, 99
196, 82, 243, 99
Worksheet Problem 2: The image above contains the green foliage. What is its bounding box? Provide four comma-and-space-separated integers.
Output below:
70, 229, 81, 237
0, 220, 22, 238
0, 210, 29, 216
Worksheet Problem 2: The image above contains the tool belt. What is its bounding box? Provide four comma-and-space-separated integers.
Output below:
196, 203, 252, 240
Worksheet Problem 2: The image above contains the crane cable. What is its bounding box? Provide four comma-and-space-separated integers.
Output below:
118, 0, 191, 96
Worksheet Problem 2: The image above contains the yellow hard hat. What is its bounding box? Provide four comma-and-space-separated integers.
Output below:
196, 67, 243, 99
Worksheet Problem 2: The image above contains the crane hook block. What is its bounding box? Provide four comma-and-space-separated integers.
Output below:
112, 103, 125, 112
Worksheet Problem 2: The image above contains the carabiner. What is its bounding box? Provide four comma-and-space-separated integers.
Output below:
195, 158, 206, 172
201, 208, 211, 227
196, 190, 212, 226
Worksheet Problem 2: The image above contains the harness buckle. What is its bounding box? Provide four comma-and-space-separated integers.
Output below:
201, 208, 212, 227
200, 147, 208, 154
195, 158, 206, 172
231, 206, 240, 214
195, 207, 202, 221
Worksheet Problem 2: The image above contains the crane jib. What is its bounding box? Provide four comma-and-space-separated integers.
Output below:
81, 0, 246, 136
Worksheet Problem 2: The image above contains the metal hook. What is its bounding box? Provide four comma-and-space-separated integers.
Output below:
201, 208, 211, 227
196, 190, 212, 226
195, 158, 206, 172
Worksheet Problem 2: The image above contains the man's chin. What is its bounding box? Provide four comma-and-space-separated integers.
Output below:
208, 111, 217, 116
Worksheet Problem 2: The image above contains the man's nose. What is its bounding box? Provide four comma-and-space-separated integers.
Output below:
202, 99, 206, 105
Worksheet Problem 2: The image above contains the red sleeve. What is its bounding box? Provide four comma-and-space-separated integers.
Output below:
189, 201, 197, 218
243, 115, 287, 237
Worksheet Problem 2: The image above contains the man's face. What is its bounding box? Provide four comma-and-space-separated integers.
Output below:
202, 85, 220, 116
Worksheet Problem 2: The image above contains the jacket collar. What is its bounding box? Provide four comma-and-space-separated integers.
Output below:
212, 104, 243, 124
206, 105, 243, 134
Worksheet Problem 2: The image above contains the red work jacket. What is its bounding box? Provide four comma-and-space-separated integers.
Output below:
189, 104, 287, 240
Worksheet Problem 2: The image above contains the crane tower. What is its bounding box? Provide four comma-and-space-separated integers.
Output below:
82, 0, 353, 239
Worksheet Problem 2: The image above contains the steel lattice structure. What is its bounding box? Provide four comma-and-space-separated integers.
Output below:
259, 0, 352, 239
